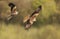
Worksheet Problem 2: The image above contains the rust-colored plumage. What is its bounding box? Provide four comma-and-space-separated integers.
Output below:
7, 3, 18, 21
23, 5, 42, 29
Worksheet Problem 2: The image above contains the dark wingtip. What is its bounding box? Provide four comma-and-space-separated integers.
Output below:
8, 3, 15, 7
38, 5, 42, 9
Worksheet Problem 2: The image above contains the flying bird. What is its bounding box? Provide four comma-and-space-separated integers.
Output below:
23, 5, 42, 29
7, 3, 18, 21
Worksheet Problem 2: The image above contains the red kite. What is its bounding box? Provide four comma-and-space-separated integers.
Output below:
23, 6, 42, 29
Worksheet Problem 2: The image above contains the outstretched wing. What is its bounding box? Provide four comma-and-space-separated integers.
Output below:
23, 5, 42, 24
23, 15, 30, 23
29, 5, 42, 24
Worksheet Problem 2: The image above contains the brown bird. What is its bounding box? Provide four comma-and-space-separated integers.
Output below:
7, 3, 18, 21
23, 5, 42, 29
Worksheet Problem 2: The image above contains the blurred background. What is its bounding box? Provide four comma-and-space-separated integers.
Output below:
0, 0, 60, 39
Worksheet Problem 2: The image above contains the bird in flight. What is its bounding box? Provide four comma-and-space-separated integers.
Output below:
7, 3, 18, 21
23, 5, 42, 29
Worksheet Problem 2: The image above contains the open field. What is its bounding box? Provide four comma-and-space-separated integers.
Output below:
0, 22, 60, 39
0, 0, 60, 39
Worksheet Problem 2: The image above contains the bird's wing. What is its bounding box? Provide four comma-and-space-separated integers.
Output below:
23, 15, 30, 23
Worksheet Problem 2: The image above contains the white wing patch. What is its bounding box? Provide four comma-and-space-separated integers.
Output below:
12, 11, 18, 15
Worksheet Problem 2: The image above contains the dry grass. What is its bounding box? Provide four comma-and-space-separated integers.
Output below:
0, 22, 60, 39
0, 0, 60, 39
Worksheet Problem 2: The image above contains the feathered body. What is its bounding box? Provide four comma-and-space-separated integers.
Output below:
23, 6, 42, 29
7, 3, 18, 21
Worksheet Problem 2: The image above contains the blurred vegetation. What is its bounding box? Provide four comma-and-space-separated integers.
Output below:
0, 0, 58, 24
0, 0, 60, 39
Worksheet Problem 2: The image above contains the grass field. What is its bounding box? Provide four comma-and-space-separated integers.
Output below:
0, 22, 60, 39
0, 0, 60, 39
